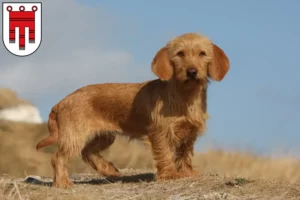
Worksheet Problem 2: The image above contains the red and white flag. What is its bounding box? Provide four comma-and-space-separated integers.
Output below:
2, 2, 42, 57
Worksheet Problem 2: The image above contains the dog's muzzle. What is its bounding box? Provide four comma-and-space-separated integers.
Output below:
186, 67, 198, 79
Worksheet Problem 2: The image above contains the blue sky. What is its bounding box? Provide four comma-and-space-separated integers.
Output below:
94, 0, 300, 155
2, 0, 299, 156
78, 0, 300, 155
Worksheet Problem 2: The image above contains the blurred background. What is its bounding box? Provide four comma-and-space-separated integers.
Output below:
0, 0, 299, 180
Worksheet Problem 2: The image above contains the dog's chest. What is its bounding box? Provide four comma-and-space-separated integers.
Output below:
152, 94, 206, 138
175, 114, 203, 133
166, 106, 206, 141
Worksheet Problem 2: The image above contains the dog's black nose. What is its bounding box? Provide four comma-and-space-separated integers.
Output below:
186, 68, 198, 79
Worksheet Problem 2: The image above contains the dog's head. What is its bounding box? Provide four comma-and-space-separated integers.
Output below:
151, 33, 230, 85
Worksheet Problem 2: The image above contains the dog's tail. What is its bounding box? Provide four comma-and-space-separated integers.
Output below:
36, 104, 59, 151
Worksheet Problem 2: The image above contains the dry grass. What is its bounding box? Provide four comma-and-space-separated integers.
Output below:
1, 118, 300, 199
0, 89, 32, 109
194, 150, 300, 184
1, 170, 300, 200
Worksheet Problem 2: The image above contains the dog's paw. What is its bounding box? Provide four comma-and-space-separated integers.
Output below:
102, 171, 121, 177
100, 164, 121, 177
53, 179, 73, 189
181, 169, 200, 177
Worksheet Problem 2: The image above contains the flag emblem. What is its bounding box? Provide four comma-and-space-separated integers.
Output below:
2, 2, 42, 57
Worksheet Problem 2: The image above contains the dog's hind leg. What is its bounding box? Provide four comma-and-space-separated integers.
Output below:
51, 126, 89, 188
51, 148, 73, 188
81, 132, 120, 177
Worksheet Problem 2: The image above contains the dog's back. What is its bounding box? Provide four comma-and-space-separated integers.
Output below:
36, 80, 166, 150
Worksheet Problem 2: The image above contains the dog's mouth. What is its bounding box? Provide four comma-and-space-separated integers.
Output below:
184, 78, 201, 84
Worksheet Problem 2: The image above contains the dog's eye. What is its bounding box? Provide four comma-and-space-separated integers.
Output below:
177, 51, 185, 57
199, 51, 206, 56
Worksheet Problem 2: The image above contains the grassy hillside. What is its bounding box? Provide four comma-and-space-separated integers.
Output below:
2, 119, 300, 182
0, 88, 32, 108
1, 119, 300, 199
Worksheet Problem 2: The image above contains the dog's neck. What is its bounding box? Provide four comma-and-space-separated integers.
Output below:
166, 78, 208, 111
169, 78, 206, 96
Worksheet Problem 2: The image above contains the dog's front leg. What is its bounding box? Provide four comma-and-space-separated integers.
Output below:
148, 131, 184, 181
175, 133, 199, 177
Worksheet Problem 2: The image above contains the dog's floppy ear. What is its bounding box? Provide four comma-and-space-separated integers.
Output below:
151, 46, 173, 81
208, 44, 230, 81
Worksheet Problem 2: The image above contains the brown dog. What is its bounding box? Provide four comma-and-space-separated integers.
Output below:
36, 32, 230, 188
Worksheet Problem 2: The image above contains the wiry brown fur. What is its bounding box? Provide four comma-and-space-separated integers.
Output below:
36, 33, 230, 188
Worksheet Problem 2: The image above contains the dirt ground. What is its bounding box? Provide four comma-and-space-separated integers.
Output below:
1, 169, 300, 200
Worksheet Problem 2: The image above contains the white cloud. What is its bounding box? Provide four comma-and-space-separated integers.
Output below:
0, 0, 149, 102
